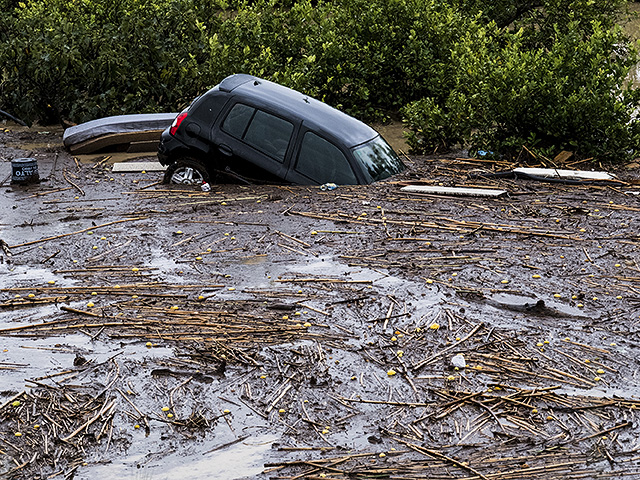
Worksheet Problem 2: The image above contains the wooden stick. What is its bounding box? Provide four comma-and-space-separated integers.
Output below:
10, 217, 147, 249
63, 169, 85, 196
60, 399, 115, 442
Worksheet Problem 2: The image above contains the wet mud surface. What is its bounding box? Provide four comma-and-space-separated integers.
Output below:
1, 124, 640, 479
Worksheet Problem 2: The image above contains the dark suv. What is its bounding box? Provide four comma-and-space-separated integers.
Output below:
157, 74, 405, 185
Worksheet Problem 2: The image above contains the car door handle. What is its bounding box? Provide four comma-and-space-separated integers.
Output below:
218, 144, 233, 157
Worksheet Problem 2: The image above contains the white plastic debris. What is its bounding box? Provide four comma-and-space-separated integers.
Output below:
201, 182, 211, 192
451, 353, 466, 369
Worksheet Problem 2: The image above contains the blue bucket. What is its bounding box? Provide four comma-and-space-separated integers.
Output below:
11, 157, 39, 184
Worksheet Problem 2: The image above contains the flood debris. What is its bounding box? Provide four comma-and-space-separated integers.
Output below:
111, 161, 167, 173
471, 167, 622, 185
62, 113, 176, 154
1, 126, 640, 479
401, 184, 507, 197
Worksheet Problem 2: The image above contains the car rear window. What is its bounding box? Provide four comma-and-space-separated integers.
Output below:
295, 132, 357, 185
222, 103, 254, 138
222, 104, 293, 162
352, 136, 404, 182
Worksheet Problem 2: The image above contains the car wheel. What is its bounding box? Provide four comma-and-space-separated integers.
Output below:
163, 158, 210, 185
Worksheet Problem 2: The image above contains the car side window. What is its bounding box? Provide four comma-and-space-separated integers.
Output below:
243, 110, 293, 162
222, 103, 255, 138
295, 132, 357, 184
221, 104, 293, 162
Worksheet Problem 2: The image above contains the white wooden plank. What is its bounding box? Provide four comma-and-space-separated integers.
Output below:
513, 167, 615, 181
112, 161, 167, 172
400, 185, 507, 197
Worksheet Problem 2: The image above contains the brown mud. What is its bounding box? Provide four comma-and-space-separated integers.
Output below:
1, 123, 640, 479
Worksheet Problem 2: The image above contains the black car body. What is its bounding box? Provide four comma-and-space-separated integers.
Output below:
158, 74, 404, 185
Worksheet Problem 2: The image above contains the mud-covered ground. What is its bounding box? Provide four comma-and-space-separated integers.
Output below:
1, 123, 640, 480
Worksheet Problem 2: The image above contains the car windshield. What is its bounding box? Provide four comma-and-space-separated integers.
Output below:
351, 136, 405, 183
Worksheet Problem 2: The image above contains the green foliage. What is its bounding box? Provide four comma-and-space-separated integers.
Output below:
403, 14, 640, 161
0, 0, 638, 161
0, 0, 225, 123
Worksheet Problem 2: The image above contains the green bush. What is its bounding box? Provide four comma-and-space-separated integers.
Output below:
0, 0, 225, 124
403, 16, 640, 161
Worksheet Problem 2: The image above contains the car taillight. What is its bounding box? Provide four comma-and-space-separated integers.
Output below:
169, 111, 188, 136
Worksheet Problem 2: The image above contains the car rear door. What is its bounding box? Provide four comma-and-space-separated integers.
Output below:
212, 102, 297, 181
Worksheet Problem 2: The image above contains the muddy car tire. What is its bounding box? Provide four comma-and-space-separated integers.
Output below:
163, 158, 210, 185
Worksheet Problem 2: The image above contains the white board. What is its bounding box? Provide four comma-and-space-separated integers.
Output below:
513, 167, 615, 181
400, 185, 507, 197
112, 161, 167, 172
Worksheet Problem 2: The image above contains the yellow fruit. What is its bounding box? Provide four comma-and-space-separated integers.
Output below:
303, 322, 312, 327
429, 323, 440, 330
532, 274, 541, 279
161, 407, 170, 412
14, 432, 22, 437
446, 375, 455, 381
11, 401, 20, 407
132, 267, 139, 272
278, 408, 286, 413
146, 342, 153, 348
501, 279, 509, 284
223, 409, 231, 414
134, 424, 140, 429
167, 413, 174, 418
596, 369, 604, 374
87, 302, 95, 308
387, 369, 397, 376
